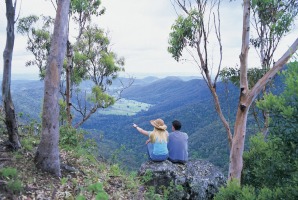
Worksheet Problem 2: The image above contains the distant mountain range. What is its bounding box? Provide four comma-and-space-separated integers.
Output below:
1, 74, 283, 173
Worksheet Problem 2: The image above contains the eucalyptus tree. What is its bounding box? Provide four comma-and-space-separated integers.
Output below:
2, 0, 21, 149
220, 0, 298, 136
16, 0, 129, 128
65, 0, 105, 125
34, 0, 70, 177
168, 0, 298, 181
169, 0, 232, 147
72, 25, 125, 128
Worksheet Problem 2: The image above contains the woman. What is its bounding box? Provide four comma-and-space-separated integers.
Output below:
133, 118, 169, 161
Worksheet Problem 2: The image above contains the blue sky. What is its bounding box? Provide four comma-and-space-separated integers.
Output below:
0, 0, 297, 79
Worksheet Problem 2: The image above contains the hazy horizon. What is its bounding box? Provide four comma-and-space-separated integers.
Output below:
1, 72, 202, 81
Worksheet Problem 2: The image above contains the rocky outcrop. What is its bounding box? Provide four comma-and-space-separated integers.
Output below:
138, 160, 226, 200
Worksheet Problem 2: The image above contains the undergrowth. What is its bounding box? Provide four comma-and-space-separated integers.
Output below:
0, 123, 163, 199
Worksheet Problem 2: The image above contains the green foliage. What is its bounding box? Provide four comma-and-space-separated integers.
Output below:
216, 62, 298, 200
168, 9, 200, 61
250, 0, 298, 73
219, 67, 268, 88
61, 177, 68, 185
87, 182, 109, 200
72, 52, 89, 85
59, 125, 86, 148
109, 164, 121, 176
88, 86, 115, 108
17, 15, 54, 79
242, 133, 295, 189
144, 186, 162, 200
238, 62, 298, 199
71, 24, 125, 124
6, 179, 23, 194
19, 120, 40, 151
70, 0, 105, 20
0, 167, 18, 179
19, 120, 41, 135
59, 99, 68, 124
74, 24, 125, 87
124, 171, 139, 190
0, 168, 23, 194
76, 195, 86, 200
98, 163, 106, 172
257, 186, 298, 200
141, 170, 153, 183
257, 62, 298, 119
59, 125, 98, 156
251, 0, 298, 38
21, 136, 39, 151
215, 181, 298, 200
160, 181, 185, 200
110, 144, 126, 164
214, 180, 255, 200
17, 15, 39, 34
257, 62, 298, 144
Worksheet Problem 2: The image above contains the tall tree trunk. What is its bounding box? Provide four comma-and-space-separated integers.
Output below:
229, 105, 249, 180
66, 41, 73, 125
34, 0, 70, 177
228, 0, 250, 181
2, 0, 21, 149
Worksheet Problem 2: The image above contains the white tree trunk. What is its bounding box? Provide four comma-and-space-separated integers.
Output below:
228, 0, 250, 181
34, 0, 70, 177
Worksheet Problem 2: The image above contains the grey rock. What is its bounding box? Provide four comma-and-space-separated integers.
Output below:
138, 160, 226, 200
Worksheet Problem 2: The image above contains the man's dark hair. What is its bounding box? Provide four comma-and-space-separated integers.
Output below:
172, 120, 182, 130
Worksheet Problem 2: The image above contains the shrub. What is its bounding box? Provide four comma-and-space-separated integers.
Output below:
60, 125, 85, 148
87, 182, 109, 200
0, 168, 23, 194
0, 167, 18, 179
214, 180, 255, 200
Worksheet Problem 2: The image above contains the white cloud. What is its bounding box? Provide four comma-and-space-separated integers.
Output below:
0, 0, 297, 79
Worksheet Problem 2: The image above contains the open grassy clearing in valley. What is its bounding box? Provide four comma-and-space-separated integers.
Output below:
99, 99, 152, 116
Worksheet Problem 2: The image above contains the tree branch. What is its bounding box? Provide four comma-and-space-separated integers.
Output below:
248, 38, 298, 104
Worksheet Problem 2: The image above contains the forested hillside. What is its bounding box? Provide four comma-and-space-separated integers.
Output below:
5, 73, 287, 173
2, 75, 265, 173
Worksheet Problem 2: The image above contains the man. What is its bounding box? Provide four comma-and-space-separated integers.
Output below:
167, 120, 188, 164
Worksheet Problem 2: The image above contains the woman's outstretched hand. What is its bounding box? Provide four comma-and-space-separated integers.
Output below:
132, 123, 138, 128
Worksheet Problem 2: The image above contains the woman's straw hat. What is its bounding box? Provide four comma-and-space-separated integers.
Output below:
150, 118, 167, 130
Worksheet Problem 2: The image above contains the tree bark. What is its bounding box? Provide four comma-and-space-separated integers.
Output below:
228, 0, 250, 181
34, 0, 70, 177
2, 0, 21, 149
229, 104, 249, 180
66, 41, 73, 125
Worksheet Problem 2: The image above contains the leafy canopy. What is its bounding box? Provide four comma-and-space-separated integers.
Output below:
168, 9, 200, 61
